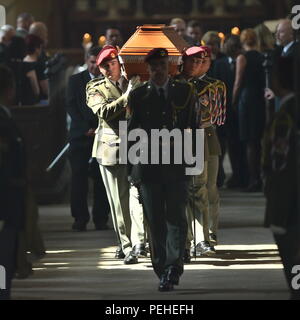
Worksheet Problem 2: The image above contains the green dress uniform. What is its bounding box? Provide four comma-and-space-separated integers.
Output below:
184, 75, 223, 247
86, 76, 139, 256
128, 78, 197, 279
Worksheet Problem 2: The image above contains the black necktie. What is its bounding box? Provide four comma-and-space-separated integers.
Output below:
116, 81, 123, 95
159, 88, 166, 105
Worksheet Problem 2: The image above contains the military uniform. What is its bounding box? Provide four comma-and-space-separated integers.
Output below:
175, 68, 223, 253
190, 75, 222, 248
86, 51, 146, 260
128, 74, 196, 282
86, 74, 134, 255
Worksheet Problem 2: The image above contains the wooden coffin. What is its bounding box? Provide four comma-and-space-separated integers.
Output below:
119, 25, 188, 81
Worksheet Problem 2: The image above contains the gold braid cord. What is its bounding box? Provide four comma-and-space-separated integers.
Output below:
198, 78, 227, 126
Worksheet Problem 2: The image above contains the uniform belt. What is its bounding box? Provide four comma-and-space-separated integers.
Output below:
201, 123, 214, 129
100, 128, 128, 136
101, 128, 119, 135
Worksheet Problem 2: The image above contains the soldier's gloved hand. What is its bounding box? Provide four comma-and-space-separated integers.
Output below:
130, 75, 141, 89
123, 76, 141, 105
125, 76, 141, 95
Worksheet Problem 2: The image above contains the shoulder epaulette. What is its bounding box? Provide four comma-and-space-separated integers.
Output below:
88, 77, 105, 86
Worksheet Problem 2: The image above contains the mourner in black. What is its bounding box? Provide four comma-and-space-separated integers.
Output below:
66, 47, 110, 231
0, 65, 26, 299
128, 48, 196, 292
262, 56, 300, 300
213, 35, 244, 188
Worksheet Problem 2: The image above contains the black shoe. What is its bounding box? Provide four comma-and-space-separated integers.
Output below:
158, 275, 174, 292
94, 223, 110, 231
133, 244, 147, 258
209, 233, 218, 246
124, 251, 138, 265
166, 266, 180, 285
196, 241, 216, 256
190, 246, 196, 257
115, 246, 125, 259
183, 249, 191, 263
72, 221, 87, 232
15, 262, 33, 279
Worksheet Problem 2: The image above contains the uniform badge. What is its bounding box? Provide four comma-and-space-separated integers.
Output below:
199, 94, 209, 107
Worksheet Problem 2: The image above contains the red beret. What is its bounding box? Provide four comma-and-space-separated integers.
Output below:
145, 48, 168, 63
183, 46, 205, 59
199, 46, 212, 58
96, 45, 118, 66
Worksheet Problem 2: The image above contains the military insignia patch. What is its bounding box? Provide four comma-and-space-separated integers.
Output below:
111, 53, 116, 59
200, 94, 210, 107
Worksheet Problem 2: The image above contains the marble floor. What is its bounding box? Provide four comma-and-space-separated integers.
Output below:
11, 188, 289, 300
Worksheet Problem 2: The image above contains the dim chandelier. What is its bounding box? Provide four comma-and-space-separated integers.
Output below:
99, 121, 205, 175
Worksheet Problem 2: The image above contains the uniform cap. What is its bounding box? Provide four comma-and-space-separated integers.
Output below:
183, 46, 206, 59
96, 45, 118, 66
145, 48, 168, 63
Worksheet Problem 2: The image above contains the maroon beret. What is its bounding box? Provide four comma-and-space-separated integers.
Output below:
183, 46, 206, 59
145, 48, 168, 63
96, 45, 118, 66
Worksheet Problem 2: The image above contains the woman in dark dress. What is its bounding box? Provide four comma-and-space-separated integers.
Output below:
24, 34, 49, 102
233, 28, 266, 191
6, 36, 40, 105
